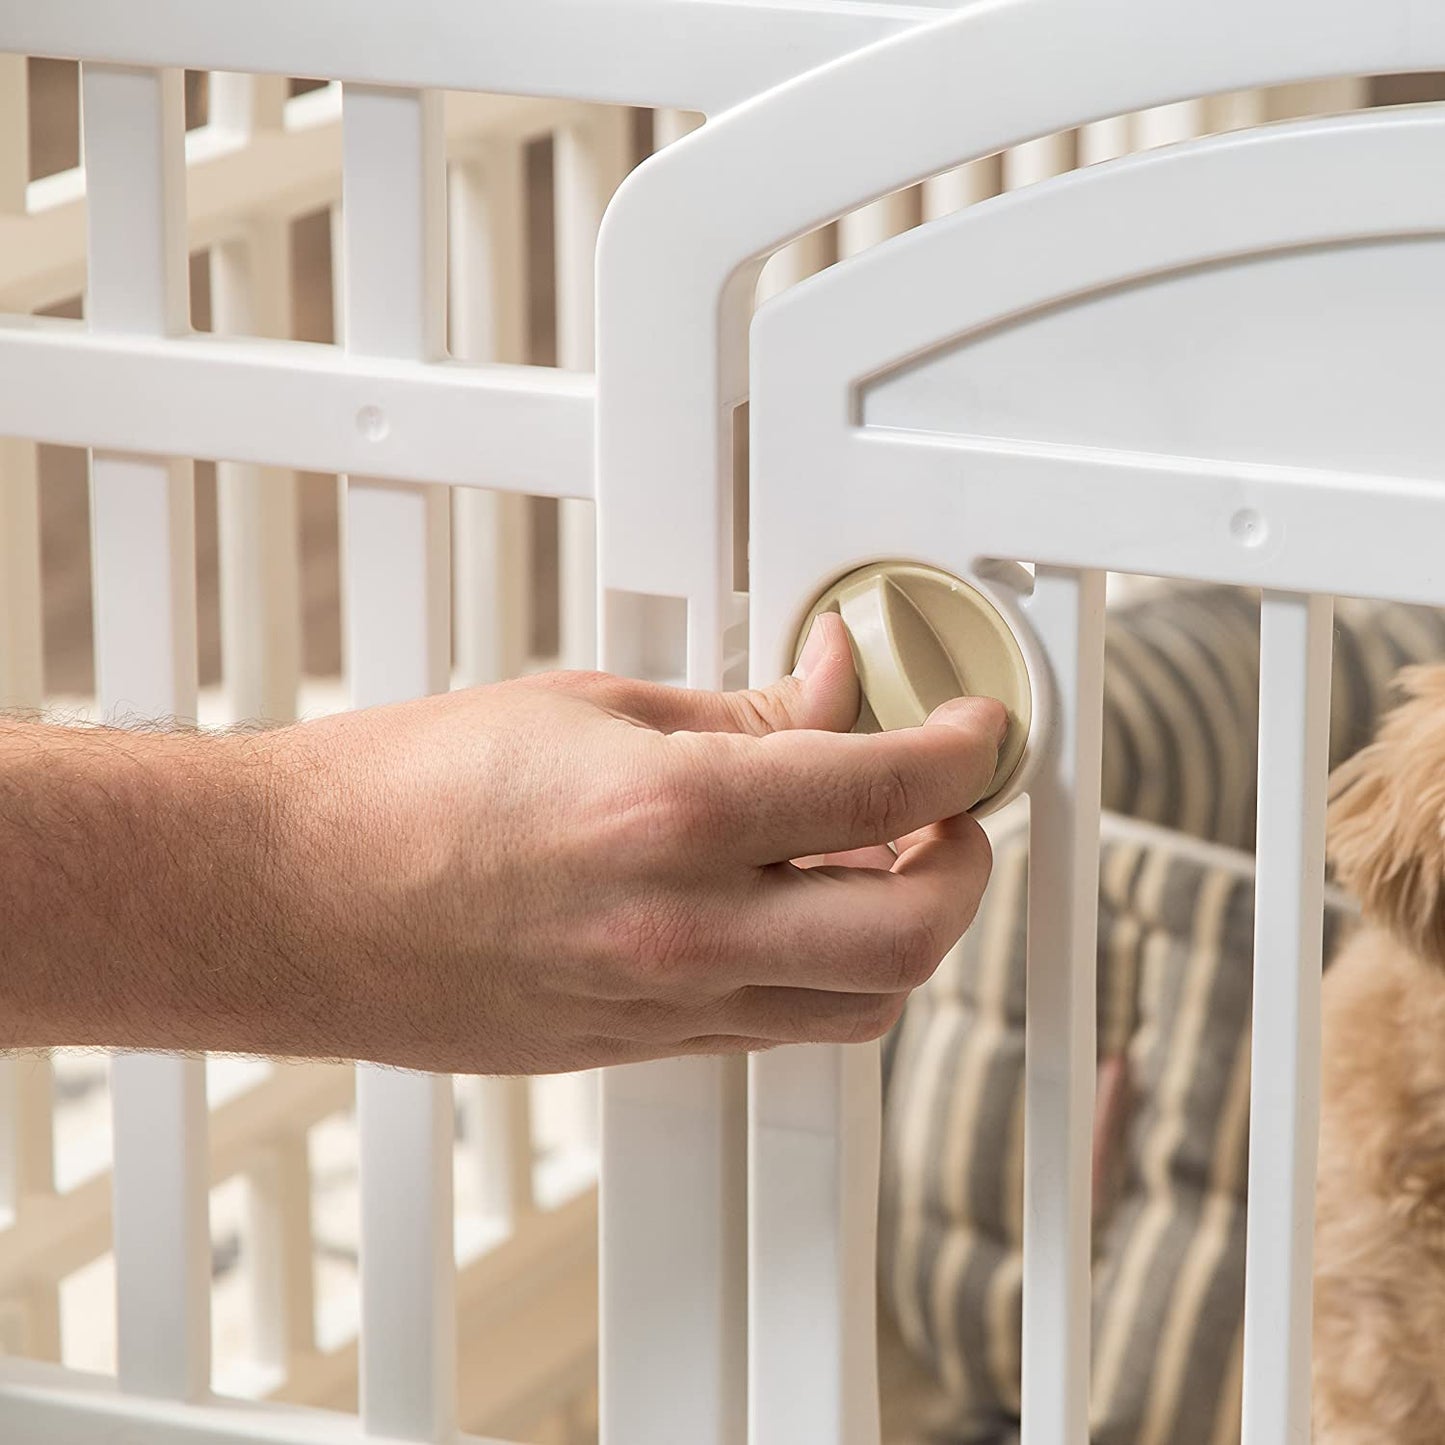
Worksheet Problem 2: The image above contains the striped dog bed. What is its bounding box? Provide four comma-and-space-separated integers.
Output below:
880, 585, 1445, 1444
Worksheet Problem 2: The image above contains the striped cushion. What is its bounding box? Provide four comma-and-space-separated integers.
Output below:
880, 586, 1445, 1444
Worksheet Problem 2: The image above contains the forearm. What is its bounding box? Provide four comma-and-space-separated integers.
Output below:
0, 719, 329, 1056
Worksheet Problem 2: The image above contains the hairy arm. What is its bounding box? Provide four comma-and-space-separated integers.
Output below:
0, 616, 1004, 1074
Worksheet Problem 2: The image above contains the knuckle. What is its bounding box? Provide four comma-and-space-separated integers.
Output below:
881, 912, 943, 991
855, 759, 913, 840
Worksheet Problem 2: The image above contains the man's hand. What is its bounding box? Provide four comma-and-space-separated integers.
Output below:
0, 614, 1003, 1073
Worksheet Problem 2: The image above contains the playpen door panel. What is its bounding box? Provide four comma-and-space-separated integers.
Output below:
863, 234, 1445, 484
745, 105, 1445, 1445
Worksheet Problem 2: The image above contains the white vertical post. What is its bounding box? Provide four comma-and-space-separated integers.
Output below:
554, 108, 630, 671
837, 187, 921, 258
1076, 115, 1133, 167
81, 62, 210, 1400
246, 1131, 317, 1375
755, 228, 835, 307
1132, 101, 1206, 150
448, 139, 537, 1233
602, 1058, 746, 1445
0, 1051, 57, 1362
1240, 593, 1332, 1445
209, 74, 300, 725
749, 1045, 881, 1445
0, 437, 42, 710
449, 139, 532, 686
652, 109, 702, 149
341, 83, 456, 1442
922, 155, 1002, 221
1020, 567, 1105, 1445
1003, 132, 1075, 190
0, 53, 26, 217
0, 56, 40, 712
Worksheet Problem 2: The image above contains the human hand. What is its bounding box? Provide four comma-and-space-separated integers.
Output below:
266, 612, 1005, 1074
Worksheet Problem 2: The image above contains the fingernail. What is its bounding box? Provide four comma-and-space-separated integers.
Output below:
792, 615, 829, 680
930, 696, 1009, 746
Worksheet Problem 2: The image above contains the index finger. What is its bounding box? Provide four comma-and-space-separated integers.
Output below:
671, 695, 1006, 863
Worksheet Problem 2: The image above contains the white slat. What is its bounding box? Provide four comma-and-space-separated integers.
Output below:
0, 435, 42, 712
0, 53, 25, 216
749, 1044, 881, 1445
921, 155, 1002, 220
210, 224, 300, 724
755, 227, 835, 305
449, 139, 532, 686
554, 109, 630, 671
1003, 132, 1075, 189
601, 1058, 746, 1445
1133, 100, 1207, 150
209, 74, 301, 725
837, 187, 920, 258
81, 60, 210, 1400
246, 1131, 317, 1376
1020, 567, 1106, 1445
340, 82, 457, 1442
1240, 592, 1332, 1445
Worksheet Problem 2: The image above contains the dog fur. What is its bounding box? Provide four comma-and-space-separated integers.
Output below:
1315, 666, 1445, 1441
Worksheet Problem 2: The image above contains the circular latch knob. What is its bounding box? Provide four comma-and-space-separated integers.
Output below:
796, 562, 1032, 804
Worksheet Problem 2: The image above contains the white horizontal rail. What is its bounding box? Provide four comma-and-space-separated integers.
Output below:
0, 1355, 490, 1445
0, 89, 582, 314
4, 0, 928, 113
857, 430, 1445, 608
0, 322, 595, 498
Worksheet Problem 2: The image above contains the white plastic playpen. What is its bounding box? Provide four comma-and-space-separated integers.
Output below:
0, 1, 1441, 1441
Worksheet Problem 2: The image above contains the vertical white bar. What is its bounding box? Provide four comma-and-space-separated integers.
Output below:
1076, 115, 1133, 166
1132, 100, 1206, 150
449, 140, 532, 686
0, 436, 42, 710
82, 61, 209, 1401
836, 187, 921, 258
1020, 567, 1105, 1445
211, 214, 301, 724
1205, 91, 1267, 134
554, 109, 630, 671
0, 53, 26, 216
652, 109, 702, 149
602, 1058, 746, 1445
462, 1075, 535, 1232
0, 59, 40, 709
922, 155, 1002, 221
749, 1045, 881, 1445
206, 71, 288, 134
447, 139, 537, 1232
755, 227, 835, 307
1003, 132, 1075, 189
341, 83, 456, 1443
1240, 592, 1332, 1445
247, 1131, 317, 1374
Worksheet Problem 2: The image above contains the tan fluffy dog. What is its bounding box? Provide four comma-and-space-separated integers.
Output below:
1315, 667, 1445, 1441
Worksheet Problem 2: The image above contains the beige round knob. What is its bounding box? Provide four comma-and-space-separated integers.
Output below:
795, 562, 1032, 803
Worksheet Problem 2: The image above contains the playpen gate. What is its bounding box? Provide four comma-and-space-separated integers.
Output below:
1, 0, 1443, 1443
596, 2, 1445, 1442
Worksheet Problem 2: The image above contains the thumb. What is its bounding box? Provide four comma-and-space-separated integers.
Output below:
707, 611, 861, 735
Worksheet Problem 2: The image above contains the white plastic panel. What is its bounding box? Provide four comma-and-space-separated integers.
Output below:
80, 61, 211, 1400
1240, 593, 1332, 1445
340, 84, 456, 1442
736, 91, 1445, 1445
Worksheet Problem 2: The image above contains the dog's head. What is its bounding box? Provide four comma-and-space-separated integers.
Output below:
1328, 666, 1445, 966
